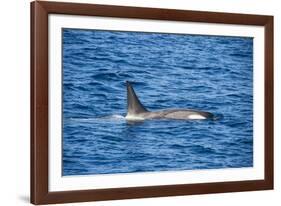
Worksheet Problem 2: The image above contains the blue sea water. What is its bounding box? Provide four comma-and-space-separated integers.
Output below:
62, 28, 253, 176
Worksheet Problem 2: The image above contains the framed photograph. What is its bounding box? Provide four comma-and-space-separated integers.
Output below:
30, 1, 274, 204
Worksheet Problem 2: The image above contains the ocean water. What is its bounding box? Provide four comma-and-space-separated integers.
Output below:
62, 28, 253, 176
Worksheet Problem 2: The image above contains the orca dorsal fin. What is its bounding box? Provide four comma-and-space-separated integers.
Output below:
126, 81, 148, 115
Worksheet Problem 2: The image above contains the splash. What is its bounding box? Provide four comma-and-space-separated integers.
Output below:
100, 114, 125, 120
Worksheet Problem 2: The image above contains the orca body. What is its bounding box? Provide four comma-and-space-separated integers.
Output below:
125, 81, 214, 121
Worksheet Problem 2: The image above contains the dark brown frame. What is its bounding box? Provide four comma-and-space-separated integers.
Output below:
31, 1, 274, 204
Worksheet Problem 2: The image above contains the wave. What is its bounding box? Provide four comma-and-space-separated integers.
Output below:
67, 114, 125, 122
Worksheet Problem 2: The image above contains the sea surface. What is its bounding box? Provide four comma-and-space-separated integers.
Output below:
62, 28, 253, 176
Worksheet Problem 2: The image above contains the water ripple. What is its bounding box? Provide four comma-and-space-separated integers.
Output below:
62, 29, 253, 176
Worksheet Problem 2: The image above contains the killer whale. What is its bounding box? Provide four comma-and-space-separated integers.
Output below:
125, 81, 214, 121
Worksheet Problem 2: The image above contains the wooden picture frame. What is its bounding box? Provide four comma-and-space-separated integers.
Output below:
31, 1, 274, 204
